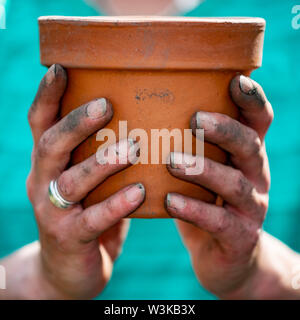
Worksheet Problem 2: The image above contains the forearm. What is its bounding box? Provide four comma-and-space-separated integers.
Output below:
0, 241, 113, 300
0, 241, 69, 300
225, 232, 300, 300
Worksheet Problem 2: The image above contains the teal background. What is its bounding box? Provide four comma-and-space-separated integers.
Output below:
0, 0, 299, 299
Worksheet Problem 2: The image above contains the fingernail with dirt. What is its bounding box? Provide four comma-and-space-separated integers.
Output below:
125, 183, 145, 202
196, 111, 204, 129
170, 152, 196, 169
170, 152, 183, 169
87, 98, 107, 119
239, 75, 256, 95
167, 193, 186, 210
46, 64, 56, 85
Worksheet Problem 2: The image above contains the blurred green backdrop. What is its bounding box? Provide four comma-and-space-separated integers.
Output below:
0, 0, 299, 299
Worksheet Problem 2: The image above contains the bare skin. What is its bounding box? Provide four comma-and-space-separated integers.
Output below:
0, 64, 145, 300
165, 75, 300, 299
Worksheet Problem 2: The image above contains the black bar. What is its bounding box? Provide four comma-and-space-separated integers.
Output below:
0, 300, 299, 318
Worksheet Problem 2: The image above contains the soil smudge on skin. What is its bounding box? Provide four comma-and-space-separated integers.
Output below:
60, 106, 87, 133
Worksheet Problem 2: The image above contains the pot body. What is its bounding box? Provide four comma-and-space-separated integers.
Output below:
39, 16, 265, 218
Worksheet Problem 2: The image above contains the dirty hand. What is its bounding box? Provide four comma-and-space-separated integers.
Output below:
26, 64, 144, 299
166, 75, 273, 298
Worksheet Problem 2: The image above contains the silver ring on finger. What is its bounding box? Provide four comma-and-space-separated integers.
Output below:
48, 179, 77, 210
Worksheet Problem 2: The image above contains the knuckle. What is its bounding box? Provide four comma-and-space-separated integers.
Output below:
256, 196, 269, 223
105, 197, 117, 214
214, 211, 231, 234
81, 212, 98, 235
36, 131, 52, 159
260, 197, 269, 214
255, 148, 265, 169
265, 102, 274, 126
245, 133, 261, 157
103, 197, 125, 222
57, 172, 75, 199
233, 170, 252, 198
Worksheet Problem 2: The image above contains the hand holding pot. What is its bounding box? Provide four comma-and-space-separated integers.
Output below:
26, 64, 145, 299
166, 75, 274, 298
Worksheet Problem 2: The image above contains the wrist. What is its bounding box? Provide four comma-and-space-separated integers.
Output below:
0, 241, 70, 299
39, 243, 113, 300
25, 242, 73, 299
36, 246, 74, 299
222, 232, 299, 299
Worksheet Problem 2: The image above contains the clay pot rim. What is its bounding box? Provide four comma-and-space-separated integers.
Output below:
39, 16, 266, 71
39, 15, 265, 29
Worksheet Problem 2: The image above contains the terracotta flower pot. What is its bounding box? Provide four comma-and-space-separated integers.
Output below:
39, 16, 265, 218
